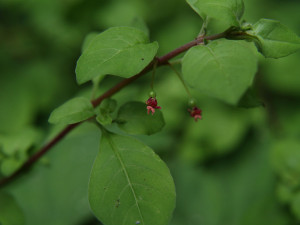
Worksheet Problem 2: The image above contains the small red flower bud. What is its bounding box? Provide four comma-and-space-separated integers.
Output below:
146, 97, 161, 115
188, 106, 202, 122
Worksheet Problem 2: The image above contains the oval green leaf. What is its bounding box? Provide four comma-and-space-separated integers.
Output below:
48, 97, 95, 124
249, 19, 300, 58
76, 27, 159, 84
116, 101, 165, 135
88, 132, 176, 225
186, 0, 244, 27
0, 192, 25, 225
182, 39, 258, 104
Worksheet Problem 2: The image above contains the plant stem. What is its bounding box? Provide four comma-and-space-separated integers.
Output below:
91, 76, 103, 100
168, 63, 192, 97
0, 123, 79, 187
150, 60, 158, 91
169, 58, 182, 65
0, 29, 231, 188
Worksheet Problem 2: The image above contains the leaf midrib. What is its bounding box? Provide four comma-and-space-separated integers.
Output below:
107, 135, 145, 225
206, 46, 232, 90
85, 42, 153, 78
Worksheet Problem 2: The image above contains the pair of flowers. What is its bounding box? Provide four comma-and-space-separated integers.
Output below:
146, 97, 202, 121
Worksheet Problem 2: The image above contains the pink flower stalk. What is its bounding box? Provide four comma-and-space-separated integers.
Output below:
146, 97, 161, 115
188, 106, 202, 122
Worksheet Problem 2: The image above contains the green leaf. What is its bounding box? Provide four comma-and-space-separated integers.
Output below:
249, 19, 300, 58
96, 109, 113, 126
186, 0, 244, 27
0, 192, 25, 225
182, 40, 258, 104
76, 27, 159, 84
48, 97, 95, 125
116, 101, 165, 135
98, 99, 118, 113
81, 32, 98, 53
89, 132, 176, 225
95, 99, 117, 126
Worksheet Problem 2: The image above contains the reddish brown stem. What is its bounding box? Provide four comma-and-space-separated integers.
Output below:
0, 30, 230, 188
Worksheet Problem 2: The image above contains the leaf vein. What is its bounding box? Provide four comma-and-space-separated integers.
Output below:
107, 135, 145, 225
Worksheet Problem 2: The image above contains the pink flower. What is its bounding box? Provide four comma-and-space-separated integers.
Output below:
146, 97, 161, 115
188, 107, 202, 121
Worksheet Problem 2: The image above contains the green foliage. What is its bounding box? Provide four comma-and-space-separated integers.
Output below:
0, 127, 41, 176
0, 192, 24, 225
1, 0, 300, 225
76, 27, 159, 84
171, 139, 291, 225
249, 19, 300, 58
271, 138, 300, 220
8, 123, 101, 225
96, 99, 117, 126
96, 110, 113, 126
1, 159, 22, 177
0, 128, 40, 156
271, 139, 300, 187
262, 53, 300, 96
81, 32, 98, 53
182, 39, 258, 104
48, 97, 95, 125
186, 0, 244, 27
116, 101, 165, 135
178, 101, 249, 163
89, 132, 175, 225
292, 192, 300, 221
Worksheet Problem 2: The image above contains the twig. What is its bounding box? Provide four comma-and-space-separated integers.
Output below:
0, 29, 231, 188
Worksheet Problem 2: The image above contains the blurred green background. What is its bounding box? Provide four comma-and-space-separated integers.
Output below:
1, 0, 300, 224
